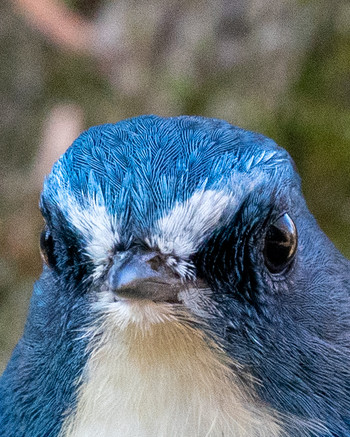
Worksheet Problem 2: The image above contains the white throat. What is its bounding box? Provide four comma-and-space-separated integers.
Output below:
60, 301, 281, 437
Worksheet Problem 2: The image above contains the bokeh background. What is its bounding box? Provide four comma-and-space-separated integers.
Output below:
1, 0, 350, 371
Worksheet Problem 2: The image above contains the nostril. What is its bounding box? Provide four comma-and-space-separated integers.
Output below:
147, 254, 164, 271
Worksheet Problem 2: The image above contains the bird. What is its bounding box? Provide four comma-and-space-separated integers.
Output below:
1, 114, 350, 437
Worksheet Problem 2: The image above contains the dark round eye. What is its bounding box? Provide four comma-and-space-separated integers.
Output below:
264, 213, 297, 273
40, 227, 56, 269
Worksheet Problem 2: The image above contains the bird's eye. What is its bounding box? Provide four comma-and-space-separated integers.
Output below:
263, 213, 297, 273
40, 227, 57, 269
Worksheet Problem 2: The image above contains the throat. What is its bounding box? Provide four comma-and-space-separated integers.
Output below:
60, 302, 281, 437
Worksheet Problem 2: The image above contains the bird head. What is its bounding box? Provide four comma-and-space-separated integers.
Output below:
2, 115, 350, 437
39, 115, 302, 322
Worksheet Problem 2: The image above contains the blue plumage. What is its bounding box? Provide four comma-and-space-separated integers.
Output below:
1, 115, 350, 436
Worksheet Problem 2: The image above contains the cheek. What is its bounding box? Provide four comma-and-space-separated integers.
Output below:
178, 286, 220, 321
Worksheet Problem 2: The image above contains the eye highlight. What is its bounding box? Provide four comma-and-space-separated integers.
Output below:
40, 227, 57, 269
264, 213, 297, 274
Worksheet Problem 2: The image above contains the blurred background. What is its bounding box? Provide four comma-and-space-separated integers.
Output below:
1, 0, 350, 371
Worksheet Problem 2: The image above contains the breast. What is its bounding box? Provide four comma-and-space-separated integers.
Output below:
59, 299, 281, 437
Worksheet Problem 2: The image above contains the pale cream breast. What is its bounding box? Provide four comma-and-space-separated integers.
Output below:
60, 300, 282, 437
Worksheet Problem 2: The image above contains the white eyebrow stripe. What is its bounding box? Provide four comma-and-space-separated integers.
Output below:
46, 163, 120, 262
146, 166, 271, 260
148, 190, 235, 259
59, 193, 120, 277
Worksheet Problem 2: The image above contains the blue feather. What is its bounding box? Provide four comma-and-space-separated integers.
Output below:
1, 115, 350, 436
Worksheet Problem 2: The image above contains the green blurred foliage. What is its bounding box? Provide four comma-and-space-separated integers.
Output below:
263, 17, 350, 256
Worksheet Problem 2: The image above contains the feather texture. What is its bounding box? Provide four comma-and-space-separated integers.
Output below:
1, 115, 350, 437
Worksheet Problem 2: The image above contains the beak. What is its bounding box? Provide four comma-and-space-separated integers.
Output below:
107, 251, 183, 303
